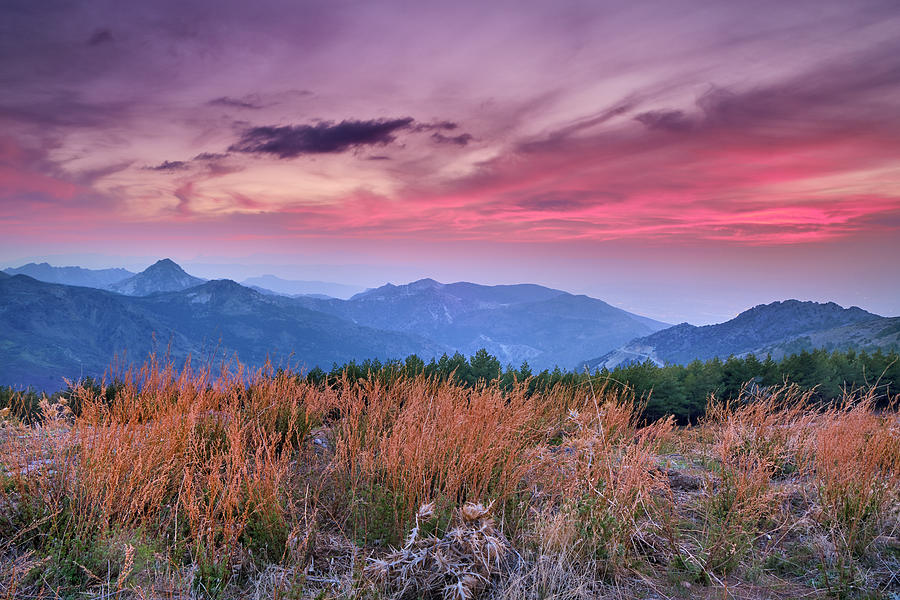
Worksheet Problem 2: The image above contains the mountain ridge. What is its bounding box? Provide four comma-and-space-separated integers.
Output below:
296, 278, 669, 369
2, 262, 134, 288
5, 259, 893, 390
582, 300, 885, 370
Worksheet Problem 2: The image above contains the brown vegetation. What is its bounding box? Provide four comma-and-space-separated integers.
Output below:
0, 359, 898, 599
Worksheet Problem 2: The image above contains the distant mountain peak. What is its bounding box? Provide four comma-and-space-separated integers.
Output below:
109, 258, 204, 296
307, 276, 667, 369
201, 278, 250, 293
146, 258, 183, 271
241, 274, 365, 299
408, 278, 443, 290
733, 299, 878, 324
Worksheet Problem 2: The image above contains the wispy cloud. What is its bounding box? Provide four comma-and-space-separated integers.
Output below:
145, 160, 189, 171
431, 132, 473, 146
208, 95, 265, 110
1, 0, 898, 280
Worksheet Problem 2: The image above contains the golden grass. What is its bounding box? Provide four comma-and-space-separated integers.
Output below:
536, 387, 675, 578
803, 393, 900, 596
330, 376, 571, 543
0, 360, 898, 599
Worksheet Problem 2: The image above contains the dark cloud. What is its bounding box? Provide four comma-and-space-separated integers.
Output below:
203, 162, 244, 176
412, 121, 459, 132
431, 132, 473, 146
229, 118, 415, 158
193, 152, 229, 161
367, 155, 391, 160
208, 95, 264, 110
87, 29, 114, 46
145, 160, 189, 171
634, 110, 693, 132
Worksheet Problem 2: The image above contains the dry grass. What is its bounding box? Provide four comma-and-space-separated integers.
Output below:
536, 388, 675, 579
681, 387, 818, 578
803, 393, 900, 596
329, 375, 574, 545
0, 360, 898, 599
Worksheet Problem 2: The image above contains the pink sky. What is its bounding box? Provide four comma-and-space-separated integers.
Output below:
1, 0, 899, 323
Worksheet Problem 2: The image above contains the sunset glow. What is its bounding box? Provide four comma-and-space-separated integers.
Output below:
2, 0, 899, 323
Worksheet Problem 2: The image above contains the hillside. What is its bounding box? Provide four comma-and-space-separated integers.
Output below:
0, 275, 444, 390
584, 300, 883, 370
752, 315, 900, 359
3, 262, 133, 288
133, 279, 445, 370
0, 275, 187, 390
298, 278, 669, 369
108, 258, 205, 296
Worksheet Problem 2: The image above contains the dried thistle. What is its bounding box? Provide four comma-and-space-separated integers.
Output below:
418, 501, 437, 521
460, 501, 490, 523
367, 500, 513, 599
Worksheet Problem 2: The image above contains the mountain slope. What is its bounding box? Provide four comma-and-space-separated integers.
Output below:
3, 262, 133, 288
298, 278, 669, 369
0, 275, 444, 390
135, 280, 445, 368
109, 258, 205, 296
584, 300, 883, 370
752, 316, 900, 359
0, 275, 188, 391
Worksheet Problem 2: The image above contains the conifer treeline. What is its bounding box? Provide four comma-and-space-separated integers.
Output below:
2, 348, 896, 423
308, 348, 899, 422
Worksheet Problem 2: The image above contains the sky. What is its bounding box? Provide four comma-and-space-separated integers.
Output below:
1, 0, 899, 324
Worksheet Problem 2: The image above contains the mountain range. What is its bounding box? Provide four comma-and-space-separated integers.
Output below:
1, 259, 896, 390
0, 272, 442, 390
0, 259, 668, 388
294, 279, 668, 368
3, 262, 135, 288
1, 261, 362, 299
583, 300, 897, 370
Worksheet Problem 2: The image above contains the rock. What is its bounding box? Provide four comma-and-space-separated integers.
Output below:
667, 468, 702, 491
